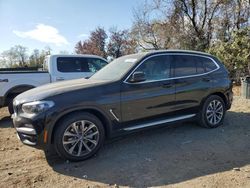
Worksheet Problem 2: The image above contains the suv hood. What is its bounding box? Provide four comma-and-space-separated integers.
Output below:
15, 78, 108, 104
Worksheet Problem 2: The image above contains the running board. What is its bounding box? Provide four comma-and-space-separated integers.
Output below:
123, 114, 196, 131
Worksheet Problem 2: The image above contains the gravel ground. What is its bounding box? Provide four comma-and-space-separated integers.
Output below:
0, 96, 250, 188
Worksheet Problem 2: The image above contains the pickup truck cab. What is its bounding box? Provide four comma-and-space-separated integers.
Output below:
0, 54, 108, 113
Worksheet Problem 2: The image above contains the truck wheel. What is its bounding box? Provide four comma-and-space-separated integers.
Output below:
8, 100, 14, 114
198, 95, 225, 128
54, 112, 105, 161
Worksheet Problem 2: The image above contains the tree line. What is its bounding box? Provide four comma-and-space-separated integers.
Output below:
1, 0, 249, 82
75, 0, 250, 82
0, 46, 53, 69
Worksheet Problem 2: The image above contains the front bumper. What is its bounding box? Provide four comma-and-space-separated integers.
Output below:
12, 113, 47, 149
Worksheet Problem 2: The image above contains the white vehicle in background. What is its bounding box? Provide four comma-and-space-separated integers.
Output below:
0, 54, 108, 114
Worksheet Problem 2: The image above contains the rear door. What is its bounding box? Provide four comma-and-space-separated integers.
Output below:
121, 54, 175, 122
172, 54, 213, 114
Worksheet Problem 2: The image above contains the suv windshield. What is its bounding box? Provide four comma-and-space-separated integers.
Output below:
90, 53, 145, 80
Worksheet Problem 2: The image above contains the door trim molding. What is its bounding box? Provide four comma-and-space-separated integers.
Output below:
123, 114, 196, 131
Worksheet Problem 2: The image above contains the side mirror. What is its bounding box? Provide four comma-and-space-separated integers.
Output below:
129, 71, 146, 83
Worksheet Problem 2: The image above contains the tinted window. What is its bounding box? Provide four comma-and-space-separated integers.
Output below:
173, 55, 217, 77
173, 55, 196, 77
57, 57, 82, 72
88, 59, 107, 73
203, 59, 217, 72
57, 57, 107, 73
136, 55, 171, 81
196, 61, 205, 74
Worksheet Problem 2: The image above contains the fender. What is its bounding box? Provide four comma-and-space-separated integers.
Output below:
4, 84, 35, 105
45, 105, 114, 144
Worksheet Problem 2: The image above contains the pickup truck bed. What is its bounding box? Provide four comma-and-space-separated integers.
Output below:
0, 71, 50, 107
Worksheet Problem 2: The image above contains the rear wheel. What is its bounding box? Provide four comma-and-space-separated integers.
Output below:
54, 112, 105, 161
198, 95, 225, 128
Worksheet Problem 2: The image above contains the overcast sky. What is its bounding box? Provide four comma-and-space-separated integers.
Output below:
0, 0, 146, 54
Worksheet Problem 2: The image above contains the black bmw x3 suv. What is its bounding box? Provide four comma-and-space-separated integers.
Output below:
12, 50, 233, 161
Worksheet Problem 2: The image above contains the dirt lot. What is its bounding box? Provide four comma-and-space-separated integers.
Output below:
0, 95, 250, 188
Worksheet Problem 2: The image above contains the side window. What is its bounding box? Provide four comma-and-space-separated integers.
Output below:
203, 58, 217, 72
136, 55, 171, 81
173, 55, 197, 77
79, 58, 90, 72
196, 61, 205, 74
87, 58, 107, 73
173, 55, 218, 77
57, 57, 82, 72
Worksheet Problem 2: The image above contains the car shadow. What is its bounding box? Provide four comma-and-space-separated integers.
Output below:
45, 111, 250, 186
0, 116, 13, 128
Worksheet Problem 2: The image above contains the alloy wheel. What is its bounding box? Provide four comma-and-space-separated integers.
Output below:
62, 120, 99, 157
206, 100, 224, 125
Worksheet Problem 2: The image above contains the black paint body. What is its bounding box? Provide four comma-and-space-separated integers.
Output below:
12, 50, 233, 150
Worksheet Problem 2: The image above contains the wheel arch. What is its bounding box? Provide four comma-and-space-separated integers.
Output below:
4, 84, 35, 105
200, 92, 228, 110
49, 108, 112, 144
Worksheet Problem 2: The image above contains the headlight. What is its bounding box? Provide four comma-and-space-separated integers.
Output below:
22, 101, 54, 114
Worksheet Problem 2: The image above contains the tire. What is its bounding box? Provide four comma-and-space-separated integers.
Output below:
54, 112, 105, 161
8, 99, 14, 114
198, 95, 226, 128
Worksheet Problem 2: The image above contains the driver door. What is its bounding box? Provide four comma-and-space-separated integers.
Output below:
121, 54, 175, 122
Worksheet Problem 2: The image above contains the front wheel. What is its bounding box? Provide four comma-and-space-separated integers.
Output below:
54, 112, 105, 161
198, 95, 226, 128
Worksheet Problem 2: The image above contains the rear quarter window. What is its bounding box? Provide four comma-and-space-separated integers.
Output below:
203, 58, 218, 72
173, 54, 218, 77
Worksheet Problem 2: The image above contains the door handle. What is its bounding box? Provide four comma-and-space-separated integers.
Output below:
162, 83, 173, 88
56, 77, 65, 81
0, 79, 8, 82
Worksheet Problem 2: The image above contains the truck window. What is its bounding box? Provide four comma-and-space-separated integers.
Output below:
57, 57, 107, 73
57, 57, 82, 72
87, 58, 107, 73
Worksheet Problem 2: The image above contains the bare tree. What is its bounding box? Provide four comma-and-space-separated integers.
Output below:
217, 0, 250, 41
0, 45, 28, 67
174, 0, 225, 50
13, 45, 28, 66
107, 28, 138, 59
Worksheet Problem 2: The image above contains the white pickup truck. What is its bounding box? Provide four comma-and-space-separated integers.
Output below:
0, 54, 108, 113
